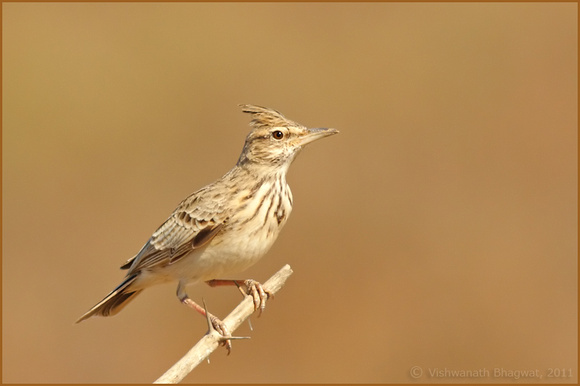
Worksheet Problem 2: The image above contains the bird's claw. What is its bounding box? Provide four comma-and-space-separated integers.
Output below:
242, 279, 272, 316
202, 299, 249, 355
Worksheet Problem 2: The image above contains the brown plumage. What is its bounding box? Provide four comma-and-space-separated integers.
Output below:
76, 104, 338, 350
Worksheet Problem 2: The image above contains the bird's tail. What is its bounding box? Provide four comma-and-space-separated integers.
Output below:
76, 274, 142, 323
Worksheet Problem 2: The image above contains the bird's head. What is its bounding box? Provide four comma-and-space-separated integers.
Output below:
237, 104, 338, 170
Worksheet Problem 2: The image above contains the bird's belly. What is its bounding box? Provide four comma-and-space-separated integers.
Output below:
161, 226, 280, 283
206, 234, 276, 277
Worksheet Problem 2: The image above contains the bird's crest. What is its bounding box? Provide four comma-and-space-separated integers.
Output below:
240, 104, 300, 129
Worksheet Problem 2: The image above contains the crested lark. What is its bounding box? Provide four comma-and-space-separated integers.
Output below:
76, 104, 338, 351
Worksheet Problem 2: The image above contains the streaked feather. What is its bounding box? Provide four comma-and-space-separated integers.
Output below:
77, 104, 337, 324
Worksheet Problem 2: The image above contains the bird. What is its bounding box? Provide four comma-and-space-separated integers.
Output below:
76, 104, 338, 352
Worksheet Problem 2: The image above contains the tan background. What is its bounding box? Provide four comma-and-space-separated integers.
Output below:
2, 2, 577, 383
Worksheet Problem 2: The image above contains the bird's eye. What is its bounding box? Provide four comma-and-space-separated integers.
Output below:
272, 130, 284, 140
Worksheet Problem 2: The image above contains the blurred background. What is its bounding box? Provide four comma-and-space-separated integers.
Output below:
2, 2, 577, 383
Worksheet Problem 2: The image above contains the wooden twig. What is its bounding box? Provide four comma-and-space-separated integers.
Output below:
154, 264, 294, 384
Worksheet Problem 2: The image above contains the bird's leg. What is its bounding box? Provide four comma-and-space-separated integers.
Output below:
177, 282, 248, 354
206, 279, 272, 316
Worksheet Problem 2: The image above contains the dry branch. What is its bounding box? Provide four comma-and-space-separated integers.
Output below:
154, 264, 294, 384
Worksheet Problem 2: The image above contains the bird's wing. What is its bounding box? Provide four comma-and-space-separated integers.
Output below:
120, 193, 228, 273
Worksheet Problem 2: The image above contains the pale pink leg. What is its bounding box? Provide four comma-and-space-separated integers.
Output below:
177, 282, 235, 353
206, 279, 272, 316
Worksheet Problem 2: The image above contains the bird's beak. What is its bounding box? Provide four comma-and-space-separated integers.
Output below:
298, 127, 339, 147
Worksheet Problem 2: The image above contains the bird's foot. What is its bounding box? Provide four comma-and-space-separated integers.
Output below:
240, 279, 272, 316
202, 299, 249, 355
205, 278, 272, 315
